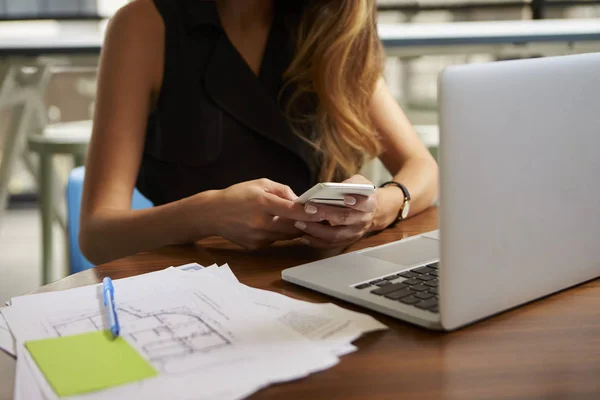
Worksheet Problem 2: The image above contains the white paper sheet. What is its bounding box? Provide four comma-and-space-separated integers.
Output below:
8, 262, 387, 400
9, 265, 215, 399
0, 308, 16, 356
183, 265, 388, 356
14, 345, 45, 400
5, 268, 339, 400
172, 263, 207, 272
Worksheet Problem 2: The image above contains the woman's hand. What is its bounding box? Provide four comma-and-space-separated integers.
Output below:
210, 179, 321, 250
294, 175, 382, 249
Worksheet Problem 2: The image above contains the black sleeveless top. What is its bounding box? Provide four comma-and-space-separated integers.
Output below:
137, 0, 319, 206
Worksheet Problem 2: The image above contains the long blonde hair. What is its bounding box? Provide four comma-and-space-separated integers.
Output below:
283, 0, 384, 182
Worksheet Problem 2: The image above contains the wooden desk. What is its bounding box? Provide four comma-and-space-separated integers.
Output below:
2, 207, 600, 399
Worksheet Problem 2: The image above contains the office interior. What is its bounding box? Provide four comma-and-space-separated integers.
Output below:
0, 0, 597, 316
1, 0, 599, 304
0, 0, 599, 399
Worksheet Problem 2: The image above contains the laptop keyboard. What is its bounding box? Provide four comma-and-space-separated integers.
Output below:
353, 262, 439, 313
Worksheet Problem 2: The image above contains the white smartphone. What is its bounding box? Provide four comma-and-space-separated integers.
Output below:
295, 182, 376, 206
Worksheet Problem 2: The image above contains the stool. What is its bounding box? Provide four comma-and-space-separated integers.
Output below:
27, 120, 92, 284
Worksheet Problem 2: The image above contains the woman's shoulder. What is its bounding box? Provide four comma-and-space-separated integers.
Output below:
106, 0, 164, 43
101, 1, 165, 95
108, 0, 220, 42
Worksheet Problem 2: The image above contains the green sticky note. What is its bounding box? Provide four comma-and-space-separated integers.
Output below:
25, 330, 158, 397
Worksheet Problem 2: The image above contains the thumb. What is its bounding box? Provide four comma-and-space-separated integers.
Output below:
262, 180, 298, 201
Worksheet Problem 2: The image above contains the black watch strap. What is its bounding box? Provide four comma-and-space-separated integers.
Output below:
379, 181, 411, 200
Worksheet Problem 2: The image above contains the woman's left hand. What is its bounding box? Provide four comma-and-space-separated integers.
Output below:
294, 175, 379, 249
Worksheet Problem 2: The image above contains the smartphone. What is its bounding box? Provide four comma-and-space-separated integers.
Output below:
295, 182, 376, 206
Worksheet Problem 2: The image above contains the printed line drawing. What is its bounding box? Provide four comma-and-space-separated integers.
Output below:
0, 315, 10, 333
50, 305, 231, 367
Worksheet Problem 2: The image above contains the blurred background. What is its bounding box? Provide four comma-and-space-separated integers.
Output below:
0, 0, 599, 304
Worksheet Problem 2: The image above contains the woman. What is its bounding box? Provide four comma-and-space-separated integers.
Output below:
80, 0, 438, 265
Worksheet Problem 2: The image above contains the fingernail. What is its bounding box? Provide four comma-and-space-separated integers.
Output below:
305, 205, 318, 214
300, 237, 310, 245
344, 196, 356, 206
295, 221, 307, 230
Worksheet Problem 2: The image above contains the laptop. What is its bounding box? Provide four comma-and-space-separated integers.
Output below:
282, 52, 600, 331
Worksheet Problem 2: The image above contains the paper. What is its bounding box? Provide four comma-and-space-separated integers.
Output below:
25, 330, 158, 397
6, 263, 387, 400
14, 345, 44, 400
0, 308, 16, 356
4, 268, 339, 400
184, 265, 387, 356
174, 263, 206, 271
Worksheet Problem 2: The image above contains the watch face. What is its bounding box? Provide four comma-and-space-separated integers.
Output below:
401, 202, 410, 220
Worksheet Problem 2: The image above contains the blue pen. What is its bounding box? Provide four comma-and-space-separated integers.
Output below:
102, 277, 120, 339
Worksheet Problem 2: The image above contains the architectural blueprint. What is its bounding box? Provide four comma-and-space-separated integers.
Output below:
49, 305, 231, 371
3, 269, 341, 400
0, 310, 15, 355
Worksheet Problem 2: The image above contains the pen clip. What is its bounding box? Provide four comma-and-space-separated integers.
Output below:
102, 277, 113, 306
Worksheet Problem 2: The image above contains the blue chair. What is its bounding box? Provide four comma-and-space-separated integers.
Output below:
66, 166, 153, 274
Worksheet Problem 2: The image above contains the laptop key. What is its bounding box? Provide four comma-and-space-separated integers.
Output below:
384, 275, 399, 281
428, 262, 439, 269
410, 284, 429, 292
416, 274, 435, 281
415, 298, 438, 310
375, 281, 392, 287
429, 306, 439, 313
398, 271, 418, 279
415, 292, 434, 300
370, 283, 409, 295
354, 283, 371, 289
429, 270, 439, 277
403, 278, 421, 286
414, 266, 434, 274
384, 288, 413, 300
369, 279, 384, 284
424, 279, 438, 288
428, 287, 438, 295
399, 295, 420, 305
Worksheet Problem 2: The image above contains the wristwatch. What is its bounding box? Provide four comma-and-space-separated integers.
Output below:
379, 181, 411, 221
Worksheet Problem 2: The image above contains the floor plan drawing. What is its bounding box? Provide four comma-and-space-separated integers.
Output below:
0, 313, 15, 355
0, 314, 10, 333
50, 305, 232, 369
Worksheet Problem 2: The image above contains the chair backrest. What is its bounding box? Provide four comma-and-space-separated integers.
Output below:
66, 166, 153, 274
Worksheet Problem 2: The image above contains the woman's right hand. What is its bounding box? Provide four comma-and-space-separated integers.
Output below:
208, 179, 322, 250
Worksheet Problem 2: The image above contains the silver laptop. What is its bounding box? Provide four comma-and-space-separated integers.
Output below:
282, 52, 600, 331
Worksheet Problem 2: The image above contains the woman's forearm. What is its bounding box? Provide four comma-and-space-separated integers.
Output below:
372, 156, 439, 230
79, 190, 220, 265
392, 155, 439, 215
